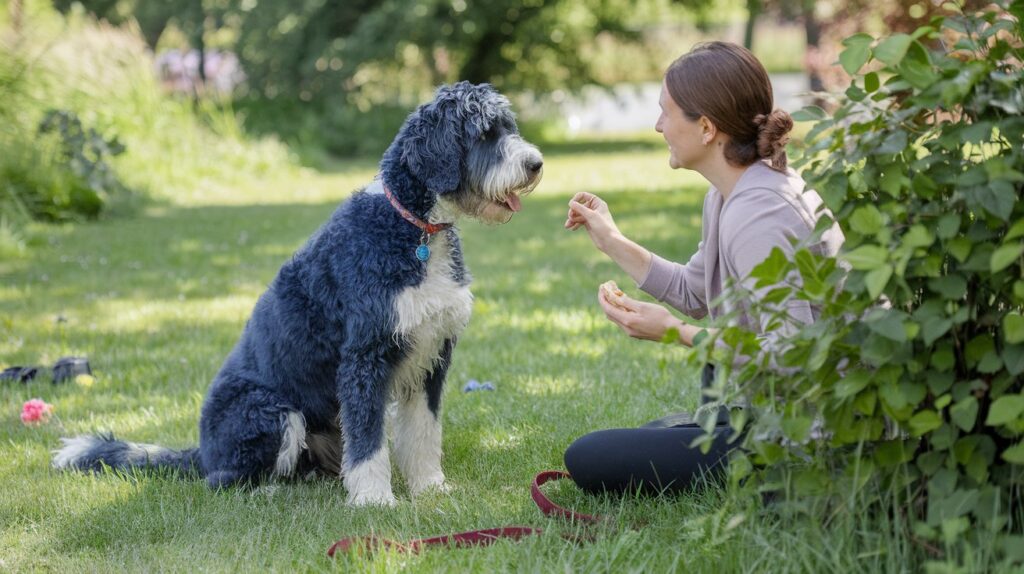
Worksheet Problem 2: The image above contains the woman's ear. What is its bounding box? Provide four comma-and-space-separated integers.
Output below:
700, 117, 718, 146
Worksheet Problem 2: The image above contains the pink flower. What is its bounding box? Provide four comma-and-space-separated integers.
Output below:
21, 399, 54, 425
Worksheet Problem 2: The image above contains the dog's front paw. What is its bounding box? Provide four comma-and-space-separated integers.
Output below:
409, 474, 449, 497
347, 488, 397, 507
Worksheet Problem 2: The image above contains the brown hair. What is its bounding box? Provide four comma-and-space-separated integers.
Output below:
665, 42, 793, 172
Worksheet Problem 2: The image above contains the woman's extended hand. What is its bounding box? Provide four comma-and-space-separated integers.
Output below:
597, 286, 682, 342
564, 192, 621, 253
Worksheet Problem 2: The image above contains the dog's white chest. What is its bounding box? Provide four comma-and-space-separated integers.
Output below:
389, 234, 472, 396
392, 234, 472, 339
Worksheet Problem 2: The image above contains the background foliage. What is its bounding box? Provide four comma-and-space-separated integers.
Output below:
0, 4, 296, 250
696, 1, 1024, 567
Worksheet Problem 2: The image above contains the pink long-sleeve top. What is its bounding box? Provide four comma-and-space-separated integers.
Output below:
638, 160, 845, 345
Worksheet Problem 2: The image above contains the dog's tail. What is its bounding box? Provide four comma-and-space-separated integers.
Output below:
52, 433, 200, 476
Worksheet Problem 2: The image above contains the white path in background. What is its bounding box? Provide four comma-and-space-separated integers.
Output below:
559, 73, 811, 134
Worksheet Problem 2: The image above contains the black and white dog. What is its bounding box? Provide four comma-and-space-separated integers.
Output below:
53, 82, 543, 506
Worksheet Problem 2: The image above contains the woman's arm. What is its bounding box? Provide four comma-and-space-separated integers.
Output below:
565, 192, 652, 283
566, 192, 709, 316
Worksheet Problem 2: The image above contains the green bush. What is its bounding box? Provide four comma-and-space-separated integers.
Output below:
0, 5, 297, 232
695, 1, 1024, 567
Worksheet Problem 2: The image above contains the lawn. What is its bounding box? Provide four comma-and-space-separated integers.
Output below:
2, 139, 918, 572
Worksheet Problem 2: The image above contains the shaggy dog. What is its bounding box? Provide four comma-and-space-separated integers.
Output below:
52, 82, 543, 506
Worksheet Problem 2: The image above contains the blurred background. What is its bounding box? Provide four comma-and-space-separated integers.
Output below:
0, 0, 959, 250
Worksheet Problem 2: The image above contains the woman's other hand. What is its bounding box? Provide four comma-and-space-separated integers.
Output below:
597, 286, 681, 342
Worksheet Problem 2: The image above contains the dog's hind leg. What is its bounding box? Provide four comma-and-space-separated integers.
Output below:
394, 339, 452, 496
337, 343, 397, 507
200, 383, 305, 489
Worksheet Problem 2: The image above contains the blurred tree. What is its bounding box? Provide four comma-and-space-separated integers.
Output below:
54, 0, 213, 95
225, 0, 711, 101
747, 0, 994, 94
52, 0, 182, 48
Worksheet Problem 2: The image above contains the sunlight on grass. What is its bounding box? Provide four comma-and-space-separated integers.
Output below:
543, 339, 611, 360
515, 374, 583, 397
475, 307, 603, 336
82, 295, 254, 333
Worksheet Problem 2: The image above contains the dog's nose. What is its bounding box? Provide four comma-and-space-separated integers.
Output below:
526, 159, 543, 174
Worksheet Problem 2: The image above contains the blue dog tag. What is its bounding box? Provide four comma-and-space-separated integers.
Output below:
416, 244, 430, 261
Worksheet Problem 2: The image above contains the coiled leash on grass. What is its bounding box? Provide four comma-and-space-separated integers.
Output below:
327, 470, 600, 557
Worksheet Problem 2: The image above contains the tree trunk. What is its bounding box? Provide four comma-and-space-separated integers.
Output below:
11, 0, 23, 35
744, 0, 761, 50
460, 29, 504, 86
801, 0, 825, 94
194, 0, 207, 96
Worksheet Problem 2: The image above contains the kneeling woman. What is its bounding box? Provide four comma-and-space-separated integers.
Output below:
563, 41, 844, 494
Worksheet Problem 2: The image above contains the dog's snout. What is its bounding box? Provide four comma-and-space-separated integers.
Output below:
525, 158, 544, 174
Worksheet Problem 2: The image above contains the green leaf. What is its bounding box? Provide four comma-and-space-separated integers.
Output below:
865, 265, 894, 299
936, 213, 961, 239
928, 275, 967, 300
854, 390, 877, 415
840, 33, 874, 75
931, 347, 955, 372
947, 237, 972, 262
864, 72, 880, 93
909, 410, 943, 436
792, 105, 827, 122
902, 225, 935, 249
1003, 441, 1024, 464
1002, 343, 1024, 376
1006, 313, 1024, 344
875, 440, 915, 466
917, 451, 944, 475
966, 334, 995, 367
849, 205, 885, 236
991, 243, 1023, 273
950, 396, 978, 432
1006, 219, 1024, 241
750, 247, 789, 285
868, 313, 907, 342
972, 181, 1017, 221
921, 316, 953, 346
836, 370, 872, 399
782, 415, 813, 443
845, 245, 889, 270
985, 395, 1024, 426
928, 489, 979, 524
897, 40, 937, 89
874, 34, 913, 66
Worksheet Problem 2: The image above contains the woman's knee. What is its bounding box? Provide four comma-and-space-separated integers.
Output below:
564, 429, 628, 493
564, 430, 611, 471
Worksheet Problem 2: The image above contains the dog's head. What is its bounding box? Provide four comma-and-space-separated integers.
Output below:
398, 81, 543, 224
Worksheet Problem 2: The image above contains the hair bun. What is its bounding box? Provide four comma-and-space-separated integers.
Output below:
754, 110, 793, 171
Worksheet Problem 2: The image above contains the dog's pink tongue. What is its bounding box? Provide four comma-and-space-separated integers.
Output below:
505, 195, 522, 213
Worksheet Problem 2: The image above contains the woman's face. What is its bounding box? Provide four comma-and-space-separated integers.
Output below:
655, 81, 706, 170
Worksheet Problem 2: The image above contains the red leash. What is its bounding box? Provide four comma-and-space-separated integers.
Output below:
327, 470, 599, 557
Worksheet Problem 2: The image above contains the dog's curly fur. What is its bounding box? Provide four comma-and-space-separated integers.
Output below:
52, 82, 543, 506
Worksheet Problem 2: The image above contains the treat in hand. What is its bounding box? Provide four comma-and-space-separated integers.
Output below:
599, 280, 632, 312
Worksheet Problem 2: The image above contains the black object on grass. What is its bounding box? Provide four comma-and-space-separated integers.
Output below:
53, 357, 92, 384
0, 366, 39, 384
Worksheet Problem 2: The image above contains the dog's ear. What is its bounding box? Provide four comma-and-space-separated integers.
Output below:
401, 87, 463, 194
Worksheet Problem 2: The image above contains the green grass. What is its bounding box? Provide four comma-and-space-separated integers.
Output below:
0, 142, 952, 572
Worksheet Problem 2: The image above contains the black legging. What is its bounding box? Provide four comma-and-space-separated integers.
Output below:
563, 365, 736, 494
